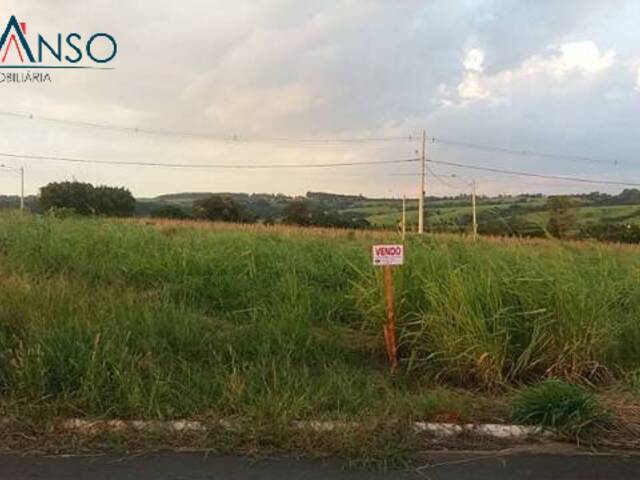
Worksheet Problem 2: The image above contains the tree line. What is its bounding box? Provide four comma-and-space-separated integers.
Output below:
36, 181, 369, 229
19, 181, 640, 243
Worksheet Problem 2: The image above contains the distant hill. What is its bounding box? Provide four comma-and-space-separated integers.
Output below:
136, 188, 640, 241
153, 192, 220, 202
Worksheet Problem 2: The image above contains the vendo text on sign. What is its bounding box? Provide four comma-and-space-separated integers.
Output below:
372, 244, 404, 266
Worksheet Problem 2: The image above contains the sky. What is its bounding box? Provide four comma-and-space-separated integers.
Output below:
0, 0, 639, 199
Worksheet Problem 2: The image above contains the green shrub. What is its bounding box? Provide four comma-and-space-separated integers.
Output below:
511, 380, 610, 441
40, 181, 135, 217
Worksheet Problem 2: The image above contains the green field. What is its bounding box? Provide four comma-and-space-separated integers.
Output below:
352, 196, 640, 230
0, 212, 639, 455
522, 205, 640, 227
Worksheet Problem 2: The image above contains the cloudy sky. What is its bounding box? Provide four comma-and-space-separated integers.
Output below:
0, 0, 639, 198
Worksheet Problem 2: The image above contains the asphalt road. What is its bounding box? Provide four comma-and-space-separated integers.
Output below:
2, 452, 640, 480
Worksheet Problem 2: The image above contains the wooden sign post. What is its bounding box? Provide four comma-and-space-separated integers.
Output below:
372, 244, 404, 373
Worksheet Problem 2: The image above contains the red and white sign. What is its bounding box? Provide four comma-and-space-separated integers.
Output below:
372, 244, 404, 267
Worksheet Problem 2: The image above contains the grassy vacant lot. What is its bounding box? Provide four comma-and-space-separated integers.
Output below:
0, 212, 639, 456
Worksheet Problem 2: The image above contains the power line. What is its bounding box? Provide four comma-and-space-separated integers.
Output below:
425, 165, 466, 190
432, 136, 630, 167
0, 109, 634, 167
392, 159, 640, 187
0, 110, 416, 145
427, 158, 640, 188
0, 151, 419, 170
3, 108, 638, 188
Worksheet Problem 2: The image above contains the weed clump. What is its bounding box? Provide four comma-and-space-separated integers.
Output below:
511, 380, 610, 441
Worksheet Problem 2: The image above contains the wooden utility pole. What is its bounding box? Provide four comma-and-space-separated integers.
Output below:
401, 196, 406, 240
418, 130, 426, 234
472, 180, 478, 241
20, 167, 24, 211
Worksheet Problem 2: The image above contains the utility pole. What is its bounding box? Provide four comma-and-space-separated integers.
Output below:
418, 129, 426, 234
401, 196, 406, 240
20, 167, 24, 211
471, 180, 478, 241
0, 164, 24, 211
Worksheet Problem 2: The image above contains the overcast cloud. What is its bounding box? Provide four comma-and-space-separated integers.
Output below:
0, 0, 638, 198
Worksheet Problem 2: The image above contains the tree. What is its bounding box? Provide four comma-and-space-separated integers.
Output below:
546, 196, 576, 238
192, 195, 255, 223
615, 189, 640, 205
40, 181, 94, 215
282, 198, 313, 226
579, 222, 640, 244
91, 185, 136, 217
39, 181, 135, 217
282, 198, 369, 229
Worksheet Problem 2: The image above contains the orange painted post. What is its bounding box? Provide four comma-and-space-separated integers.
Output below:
382, 265, 398, 373
372, 244, 404, 374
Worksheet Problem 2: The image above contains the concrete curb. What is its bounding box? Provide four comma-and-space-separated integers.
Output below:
413, 422, 544, 439
57, 419, 546, 441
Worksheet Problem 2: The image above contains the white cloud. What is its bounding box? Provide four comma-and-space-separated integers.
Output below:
457, 73, 491, 100
636, 64, 640, 91
455, 48, 491, 100
448, 41, 617, 104
521, 41, 616, 80
463, 48, 486, 72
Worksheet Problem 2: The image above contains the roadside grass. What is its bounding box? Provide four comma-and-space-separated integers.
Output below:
0, 211, 639, 457
511, 380, 611, 442
0, 415, 426, 470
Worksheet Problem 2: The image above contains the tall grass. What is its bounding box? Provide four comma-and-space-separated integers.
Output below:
356, 238, 640, 389
0, 212, 639, 423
